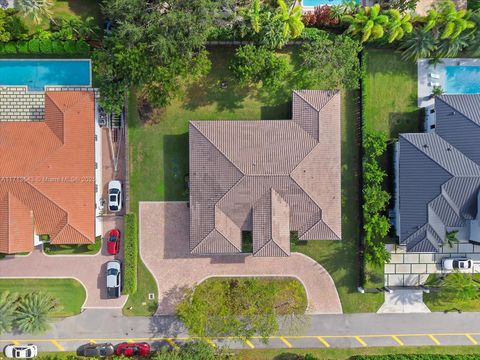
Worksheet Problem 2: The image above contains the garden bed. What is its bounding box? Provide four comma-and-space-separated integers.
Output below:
43, 236, 101, 255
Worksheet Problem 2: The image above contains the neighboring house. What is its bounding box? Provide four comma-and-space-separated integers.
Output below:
395, 94, 480, 252
189, 90, 341, 256
0, 91, 95, 254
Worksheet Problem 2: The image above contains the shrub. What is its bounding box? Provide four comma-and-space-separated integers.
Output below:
51, 41, 65, 54
123, 213, 138, 295
76, 40, 90, 56
16, 41, 29, 54
28, 39, 40, 53
39, 39, 52, 54
313, 5, 340, 27
4, 42, 17, 54
63, 40, 77, 54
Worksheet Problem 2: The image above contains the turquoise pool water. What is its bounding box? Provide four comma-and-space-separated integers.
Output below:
446, 66, 480, 94
303, 0, 358, 6
0, 60, 91, 91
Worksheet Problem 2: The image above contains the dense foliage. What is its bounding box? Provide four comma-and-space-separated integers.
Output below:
123, 213, 138, 295
0, 39, 89, 55
299, 31, 362, 90
230, 44, 289, 88
362, 131, 391, 267
176, 278, 306, 341
0, 8, 29, 42
428, 273, 480, 303
353, 355, 480, 359
0, 291, 61, 334
152, 341, 230, 360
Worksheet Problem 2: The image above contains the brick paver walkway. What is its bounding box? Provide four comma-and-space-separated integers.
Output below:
139, 202, 342, 315
0, 216, 126, 308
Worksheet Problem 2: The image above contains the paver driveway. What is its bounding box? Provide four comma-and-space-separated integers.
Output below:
139, 202, 342, 315
0, 216, 127, 308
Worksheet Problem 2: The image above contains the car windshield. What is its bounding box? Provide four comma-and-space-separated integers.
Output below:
109, 236, 117, 242
110, 188, 119, 194
453, 260, 459, 268
107, 268, 118, 275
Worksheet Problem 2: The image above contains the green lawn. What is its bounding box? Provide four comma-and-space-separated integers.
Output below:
236, 346, 480, 360
363, 49, 420, 138
22, 0, 102, 33
128, 46, 382, 314
0, 278, 85, 317
43, 236, 101, 255
423, 274, 480, 312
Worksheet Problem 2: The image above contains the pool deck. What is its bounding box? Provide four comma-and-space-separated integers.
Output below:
417, 58, 480, 108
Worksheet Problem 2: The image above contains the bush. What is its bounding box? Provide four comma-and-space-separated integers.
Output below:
63, 40, 77, 54
76, 40, 90, 56
28, 39, 40, 53
16, 41, 29, 54
51, 41, 65, 54
39, 39, 52, 54
4, 42, 17, 54
123, 213, 138, 295
353, 356, 480, 360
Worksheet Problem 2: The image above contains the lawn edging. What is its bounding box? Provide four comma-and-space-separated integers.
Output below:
123, 213, 138, 295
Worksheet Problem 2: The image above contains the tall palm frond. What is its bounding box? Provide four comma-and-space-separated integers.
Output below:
15, 0, 53, 25
15, 292, 61, 334
0, 291, 18, 334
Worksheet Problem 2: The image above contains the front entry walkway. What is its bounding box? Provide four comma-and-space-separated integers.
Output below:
377, 290, 430, 314
139, 202, 342, 315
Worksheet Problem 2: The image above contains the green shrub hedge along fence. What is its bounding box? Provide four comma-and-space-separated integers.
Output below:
353, 355, 480, 360
0, 39, 90, 56
123, 213, 138, 295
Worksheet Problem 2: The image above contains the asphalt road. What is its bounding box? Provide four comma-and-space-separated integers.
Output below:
2, 310, 480, 352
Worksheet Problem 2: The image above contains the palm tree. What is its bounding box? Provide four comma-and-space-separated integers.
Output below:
437, 0, 475, 40
443, 230, 459, 247
15, 0, 53, 25
400, 28, 437, 61
343, 4, 389, 43
439, 272, 478, 302
15, 292, 61, 334
423, 9, 440, 32
0, 291, 18, 334
386, 9, 413, 43
437, 31, 472, 57
274, 0, 304, 39
431, 85, 444, 99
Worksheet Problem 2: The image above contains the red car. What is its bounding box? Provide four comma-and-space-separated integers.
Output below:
115, 342, 150, 357
107, 229, 121, 255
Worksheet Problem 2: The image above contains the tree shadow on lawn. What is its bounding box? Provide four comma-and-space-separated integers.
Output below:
388, 109, 421, 138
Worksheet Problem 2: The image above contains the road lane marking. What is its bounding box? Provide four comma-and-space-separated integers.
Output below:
89, 340, 96, 344
392, 335, 404, 346
244, 339, 255, 349
279, 337, 292, 348
128, 339, 134, 343
316, 336, 330, 348
465, 334, 477, 345
354, 336, 367, 347
428, 334, 441, 345
12, 340, 20, 345
166, 338, 178, 349
50, 340, 64, 351
204, 338, 216, 347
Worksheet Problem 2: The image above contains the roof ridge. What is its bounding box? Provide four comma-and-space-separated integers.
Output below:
191, 228, 242, 253
254, 239, 289, 257
52, 222, 92, 244
437, 95, 480, 127
293, 89, 339, 112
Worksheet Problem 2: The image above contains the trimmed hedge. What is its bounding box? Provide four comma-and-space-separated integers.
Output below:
207, 26, 325, 42
353, 356, 480, 360
123, 213, 138, 295
0, 39, 90, 56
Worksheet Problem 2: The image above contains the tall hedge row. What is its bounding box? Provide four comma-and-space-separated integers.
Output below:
123, 213, 138, 295
0, 39, 90, 56
353, 355, 480, 360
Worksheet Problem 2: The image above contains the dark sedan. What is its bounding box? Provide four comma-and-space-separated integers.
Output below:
77, 343, 114, 357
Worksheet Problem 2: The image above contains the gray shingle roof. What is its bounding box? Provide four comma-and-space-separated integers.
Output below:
398, 95, 480, 252
189, 90, 342, 256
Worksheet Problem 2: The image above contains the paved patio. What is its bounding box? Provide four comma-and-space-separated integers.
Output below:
0, 216, 126, 308
139, 201, 342, 315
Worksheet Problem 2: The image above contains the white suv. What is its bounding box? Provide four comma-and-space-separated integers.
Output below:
108, 180, 122, 212
4, 344, 37, 359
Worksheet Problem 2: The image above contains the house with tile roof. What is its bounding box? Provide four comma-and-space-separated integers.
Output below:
0, 91, 96, 254
395, 94, 480, 252
189, 90, 341, 256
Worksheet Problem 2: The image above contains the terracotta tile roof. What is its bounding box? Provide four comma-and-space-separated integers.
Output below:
189, 90, 341, 256
0, 92, 95, 253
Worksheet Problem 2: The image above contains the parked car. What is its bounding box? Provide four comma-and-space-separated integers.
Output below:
108, 180, 122, 212
106, 260, 121, 298
107, 229, 121, 255
442, 257, 473, 270
4, 344, 37, 359
77, 343, 114, 357
115, 342, 151, 357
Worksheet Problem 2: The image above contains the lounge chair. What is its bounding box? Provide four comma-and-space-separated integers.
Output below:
429, 73, 440, 79
428, 81, 440, 87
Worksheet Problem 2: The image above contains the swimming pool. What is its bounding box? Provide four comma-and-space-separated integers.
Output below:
0, 59, 91, 91
445, 66, 480, 94
303, 0, 358, 6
